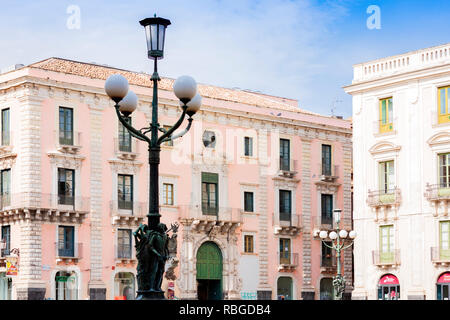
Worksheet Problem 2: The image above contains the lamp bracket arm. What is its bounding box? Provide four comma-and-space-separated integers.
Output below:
157, 107, 187, 145
341, 241, 355, 251
320, 241, 334, 250
162, 117, 193, 142
115, 105, 150, 143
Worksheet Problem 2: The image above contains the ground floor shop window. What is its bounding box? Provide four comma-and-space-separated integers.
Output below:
437, 272, 450, 300
114, 272, 135, 300
378, 274, 400, 300
320, 278, 334, 300
0, 273, 11, 300
55, 271, 77, 300
277, 277, 293, 300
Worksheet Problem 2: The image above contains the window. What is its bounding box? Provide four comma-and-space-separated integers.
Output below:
58, 168, 74, 205
244, 137, 253, 157
322, 144, 332, 175
244, 235, 254, 253
59, 107, 73, 145
202, 172, 218, 215
58, 226, 74, 257
379, 97, 394, 132
55, 271, 77, 300
163, 183, 174, 205
117, 229, 132, 259
0, 169, 10, 208
280, 139, 290, 171
163, 125, 173, 147
118, 118, 132, 152
114, 272, 135, 300
118, 174, 133, 210
1, 108, 10, 146
202, 131, 216, 148
279, 238, 291, 264
440, 221, 450, 260
379, 160, 395, 193
244, 191, 254, 212
439, 153, 450, 188
321, 194, 333, 225
379, 225, 394, 263
1, 225, 10, 256
279, 190, 291, 221
321, 241, 333, 267
438, 86, 450, 124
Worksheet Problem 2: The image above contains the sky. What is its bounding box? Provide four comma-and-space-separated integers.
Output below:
0, 0, 449, 118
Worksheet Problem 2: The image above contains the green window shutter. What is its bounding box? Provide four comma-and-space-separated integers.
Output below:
381, 99, 387, 124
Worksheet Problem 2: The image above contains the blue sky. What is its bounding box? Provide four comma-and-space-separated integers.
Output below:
0, 0, 449, 118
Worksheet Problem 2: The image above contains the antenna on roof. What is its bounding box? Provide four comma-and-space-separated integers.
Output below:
330, 97, 342, 117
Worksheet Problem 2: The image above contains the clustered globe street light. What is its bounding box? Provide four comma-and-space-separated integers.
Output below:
104, 15, 202, 300
319, 209, 356, 300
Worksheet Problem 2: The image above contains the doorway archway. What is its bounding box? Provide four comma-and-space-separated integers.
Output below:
196, 241, 222, 300
437, 272, 450, 300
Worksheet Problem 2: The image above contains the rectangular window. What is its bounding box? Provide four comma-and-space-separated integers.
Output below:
321, 194, 333, 225
438, 86, 450, 124
118, 118, 132, 152
244, 137, 253, 157
280, 139, 290, 171
440, 221, 450, 260
118, 174, 133, 210
439, 153, 450, 188
379, 97, 394, 132
59, 107, 73, 146
0, 169, 10, 208
322, 144, 332, 175
379, 225, 394, 263
58, 226, 74, 257
279, 190, 292, 221
379, 160, 395, 193
244, 191, 254, 212
321, 241, 333, 267
163, 125, 174, 147
58, 168, 74, 205
279, 238, 291, 264
117, 229, 132, 259
244, 235, 254, 253
1, 108, 10, 146
163, 183, 174, 205
202, 172, 218, 215
1, 225, 10, 256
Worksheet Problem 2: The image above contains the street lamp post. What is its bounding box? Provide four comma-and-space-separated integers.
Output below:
319, 209, 356, 300
104, 15, 202, 300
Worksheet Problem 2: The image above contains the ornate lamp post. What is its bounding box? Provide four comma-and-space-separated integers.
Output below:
104, 15, 202, 300
319, 209, 356, 300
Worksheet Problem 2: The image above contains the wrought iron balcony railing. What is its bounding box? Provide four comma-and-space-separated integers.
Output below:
55, 242, 82, 260
278, 159, 298, 177
114, 137, 139, 160
372, 249, 401, 266
278, 252, 299, 267
55, 130, 82, 153
367, 188, 401, 207
109, 201, 147, 224
425, 183, 450, 201
320, 164, 339, 181
0, 193, 90, 212
179, 205, 242, 224
431, 246, 450, 263
320, 253, 337, 269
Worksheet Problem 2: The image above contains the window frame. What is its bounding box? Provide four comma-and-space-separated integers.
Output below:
244, 136, 253, 157
244, 235, 254, 253
58, 168, 75, 206
59, 107, 74, 146
438, 86, 450, 124
201, 172, 219, 215
244, 191, 254, 213
379, 97, 394, 133
117, 229, 132, 259
1, 108, 10, 146
118, 117, 132, 152
1, 225, 10, 256
118, 174, 133, 210
58, 225, 75, 257
279, 138, 290, 171
163, 183, 174, 206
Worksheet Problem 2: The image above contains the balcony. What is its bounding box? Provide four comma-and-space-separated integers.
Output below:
320, 253, 337, 274
431, 247, 450, 267
278, 159, 298, 178
0, 193, 90, 224
425, 184, 450, 202
114, 137, 139, 160
55, 130, 82, 154
367, 188, 401, 208
110, 200, 146, 226
273, 212, 302, 236
179, 205, 242, 234
55, 242, 82, 264
115, 246, 136, 265
0, 131, 13, 155
319, 164, 339, 183
372, 250, 401, 268
278, 252, 298, 271
313, 214, 335, 232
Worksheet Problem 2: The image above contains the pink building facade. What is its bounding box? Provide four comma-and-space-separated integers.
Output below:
0, 58, 352, 300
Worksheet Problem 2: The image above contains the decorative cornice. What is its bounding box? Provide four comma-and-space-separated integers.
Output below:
369, 141, 402, 155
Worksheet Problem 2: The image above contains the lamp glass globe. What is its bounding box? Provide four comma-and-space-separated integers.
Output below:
349, 230, 357, 239
173, 75, 197, 101
105, 74, 129, 101
329, 231, 338, 240
118, 91, 138, 115
339, 230, 348, 239
319, 231, 328, 239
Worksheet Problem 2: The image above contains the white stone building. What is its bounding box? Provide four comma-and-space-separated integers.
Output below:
345, 43, 450, 300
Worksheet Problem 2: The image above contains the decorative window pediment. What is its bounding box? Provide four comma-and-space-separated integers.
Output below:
369, 141, 401, 156
427, 131, 450, 148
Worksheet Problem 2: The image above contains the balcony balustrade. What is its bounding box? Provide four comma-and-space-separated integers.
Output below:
54, 242, 82, 263
367, 188, 401, 208
278, 159, 298, 178
272, 212, 302, 236
431, 247, 450, 266
278, 252, 298, 271
109, 200, 146, 226
114, 137, 139, 160
55, 130, 82, 154
320, 253, 337, 273
179, 205, 242, 234
425, 183, 450, 202
319, 164, 339, 182
115, 245, 136, 264
372, 249, 401, 267
0, 131, 13, 154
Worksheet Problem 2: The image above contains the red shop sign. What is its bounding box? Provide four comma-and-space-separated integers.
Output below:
437, 272, 450, 284
379, 274, 399, 285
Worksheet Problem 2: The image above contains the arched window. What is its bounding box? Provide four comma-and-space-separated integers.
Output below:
378, 274, 400, 300
437, 272, 450, 300
55, 271, 77, 300
114, 272, 135, 300
320, 278, 334, 300
277, 277, 293, 300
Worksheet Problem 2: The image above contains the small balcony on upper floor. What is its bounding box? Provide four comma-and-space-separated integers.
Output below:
109, 200, 146, 226
367, 188, 402, 208
431, 247, 450, 267
272, 212, 302, 236
320, 253, 337, 274
278, 159, 298, 178
0, 192, 90, 224
313, 214, 336, 233
115, 244, 137, 265
55, 242, 82, 264
114, 137, 139, 161
319, 163, 339, 183
0, 131, 13, 155
55, 130, 82, 154
425, 183, 450, 204
372, 249, 401, 268
179, 205, 242, 234
278, 252, 299, 272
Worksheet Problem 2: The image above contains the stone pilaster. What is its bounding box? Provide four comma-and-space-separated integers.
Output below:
342, 140, 353, 293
